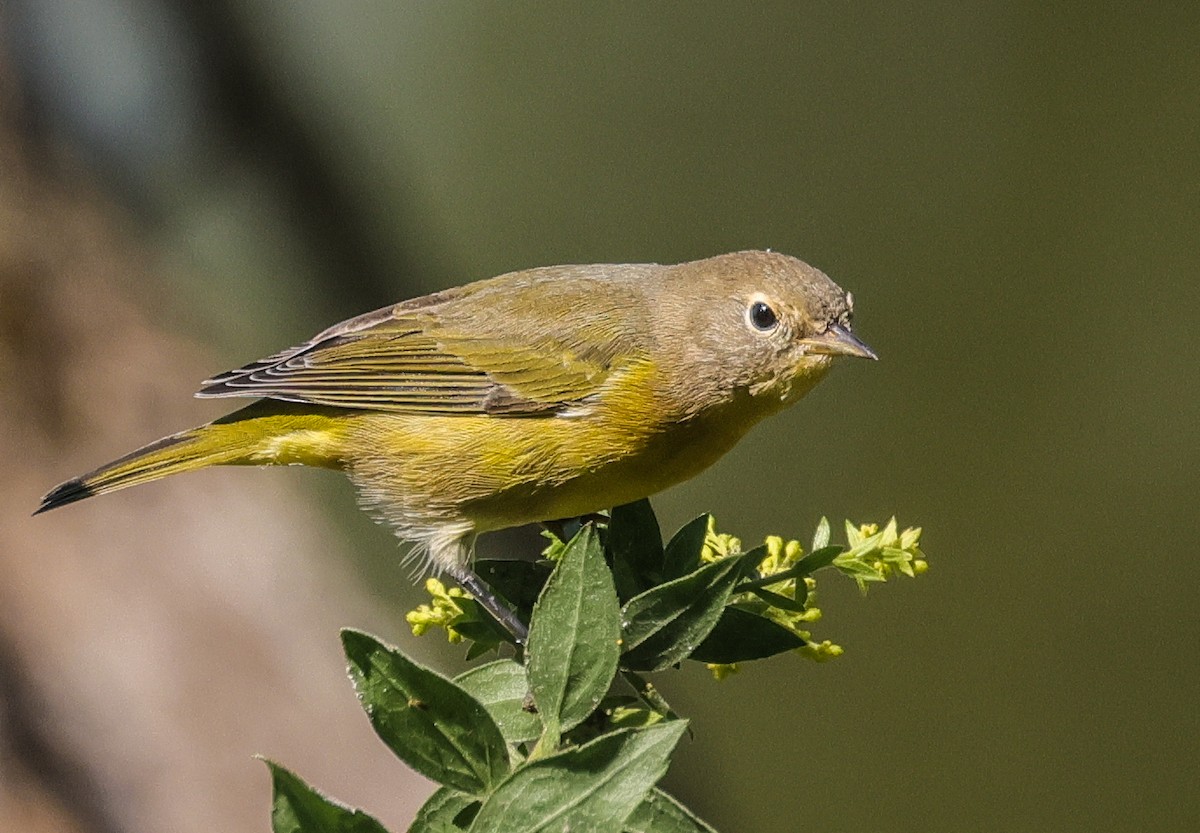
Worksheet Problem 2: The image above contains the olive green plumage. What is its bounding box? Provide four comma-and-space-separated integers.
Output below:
39, 250, 875, 583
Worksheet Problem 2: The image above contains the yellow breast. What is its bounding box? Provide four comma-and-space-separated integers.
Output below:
342, 356, 828, 533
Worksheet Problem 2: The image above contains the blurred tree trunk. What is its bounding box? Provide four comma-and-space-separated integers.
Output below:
0, 44, 425, 833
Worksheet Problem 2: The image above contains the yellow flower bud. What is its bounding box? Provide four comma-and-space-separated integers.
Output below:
707, 663, 740, 680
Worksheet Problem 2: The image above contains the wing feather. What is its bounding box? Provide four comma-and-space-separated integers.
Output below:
195, 271, 649, 416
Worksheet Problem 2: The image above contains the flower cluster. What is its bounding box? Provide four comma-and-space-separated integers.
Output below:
833, 518, 927, 592
405, 578, 470, 643
701, 515, 742, 562
702, 516, 927, 679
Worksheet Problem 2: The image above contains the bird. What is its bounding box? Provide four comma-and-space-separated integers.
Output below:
37, 250, 876, 637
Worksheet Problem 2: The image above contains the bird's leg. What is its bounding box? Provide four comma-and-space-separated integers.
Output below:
449, 514, 608, 645
451, 567, 529, 645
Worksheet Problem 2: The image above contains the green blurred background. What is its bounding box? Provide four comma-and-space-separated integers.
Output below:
5, 2, 1197, 831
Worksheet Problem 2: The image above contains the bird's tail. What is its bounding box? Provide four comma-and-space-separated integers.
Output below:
35, 401, 347, 514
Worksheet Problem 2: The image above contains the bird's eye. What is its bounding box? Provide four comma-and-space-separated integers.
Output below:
747, 300, 779, 332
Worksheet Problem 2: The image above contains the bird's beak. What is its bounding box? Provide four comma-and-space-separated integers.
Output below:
801, 324, 878, 360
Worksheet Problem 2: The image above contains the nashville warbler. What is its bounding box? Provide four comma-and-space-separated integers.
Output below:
37, 250, 875, 636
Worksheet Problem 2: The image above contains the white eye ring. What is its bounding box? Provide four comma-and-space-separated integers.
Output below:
746, 297, 779, 332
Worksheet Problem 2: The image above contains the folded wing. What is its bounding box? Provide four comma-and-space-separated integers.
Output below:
197, 283, 637, 416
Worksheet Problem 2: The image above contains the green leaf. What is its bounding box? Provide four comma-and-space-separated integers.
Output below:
811, 516, 831, 551
468, 722, 687, 833
832, 557, 887, 582
620, 554, 751, 672
464, 640, 495, 662
608, 499, 665, 601
606, 707, 665, 731
689, 606, 807, 664
265, 760, 391, 833
408, 787, 479, 833
624, 788, 719, 833
793, 544, 844, 576
527, 525, 622, 737
746, 586, 807, 613
474, 560, 553, 620
341, 630, 510, 795
455, 660, 541, 746
661, 515, 710, 580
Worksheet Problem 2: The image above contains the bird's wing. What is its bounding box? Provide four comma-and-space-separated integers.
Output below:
196, 299, 629, 416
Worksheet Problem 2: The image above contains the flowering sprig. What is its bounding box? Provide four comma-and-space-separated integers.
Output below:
404, 510, 929, 682
702, 515, 927, 678
278, 501, 931, 833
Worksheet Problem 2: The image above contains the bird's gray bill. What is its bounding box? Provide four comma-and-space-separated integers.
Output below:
802, 324, 878, 360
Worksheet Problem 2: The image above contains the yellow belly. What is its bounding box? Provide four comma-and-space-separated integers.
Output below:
345, 409, 726, 531
340, 358, 829, 534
